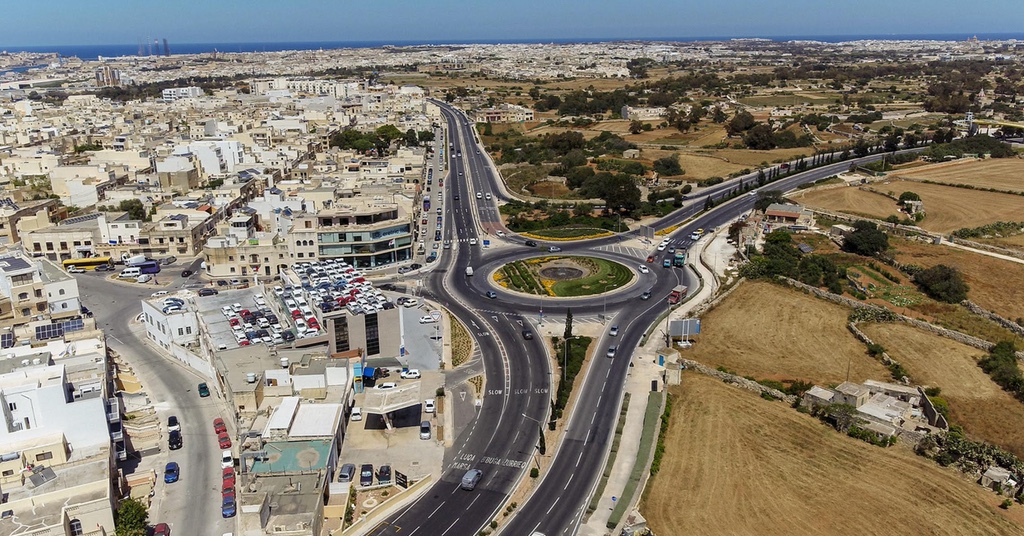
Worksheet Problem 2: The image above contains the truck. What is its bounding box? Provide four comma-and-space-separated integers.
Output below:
465, 267, 474, 276
122, 254, 148, 267
672, 249, 687, 267
668, 285, 687, 304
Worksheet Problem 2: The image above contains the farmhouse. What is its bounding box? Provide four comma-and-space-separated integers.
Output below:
833, 381, 870, 407
980, 466, 1017, 494
802, 385, 835, 409
857, 393, 912, 427
763, 203, 814, 226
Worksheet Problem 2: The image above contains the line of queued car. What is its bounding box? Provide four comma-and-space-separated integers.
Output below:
162, 415, 237, 528
221, 295, 294, 347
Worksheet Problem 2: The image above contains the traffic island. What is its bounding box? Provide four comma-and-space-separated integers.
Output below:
493, 256, 634, 297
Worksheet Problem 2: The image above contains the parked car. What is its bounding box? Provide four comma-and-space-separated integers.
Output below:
198, 288, 218, 296
213, 418, 227, 434
400, 369, 421, 379
164, 462, 180, 483
153, 523, 171, 536
198, 383, 210, 397
419, 315, 436, 324
222, 467, 235, 489
424, 399, 436, 413
375, 382, 397, 390
339, 463, 356, 483
420, 421, 432, 440
218, 432, 232, 449
360, 464, 374, 486
221, 491, 237, 518
221, 450, 233, 469
168, 430, 182, 450
351, 407, 363, 421
377, 465, 392, 484
167, 415, 180, 432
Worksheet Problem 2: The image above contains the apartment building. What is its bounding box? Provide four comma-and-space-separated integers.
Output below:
0, 197, 59, 246
137, 213, 213, 257
289, 200, 412, 268
621, 105, 667, 121
0, 337, 120, 535
470, 103, 535, 123
161, 86, 204, 102
0, 253, 81, 325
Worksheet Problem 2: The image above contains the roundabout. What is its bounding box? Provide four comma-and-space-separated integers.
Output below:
492, 255, 635, 297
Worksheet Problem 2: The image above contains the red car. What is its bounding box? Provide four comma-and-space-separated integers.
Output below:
291, 309, 303, 318
213, 418, 227, 434
239, 340, 251, 346
153, 523, 171, 536
239, 309, 251, 316
646, 255, 655, 263
228, 317, 239, 327
218, 432, 232, 449
222, 467, 236, 489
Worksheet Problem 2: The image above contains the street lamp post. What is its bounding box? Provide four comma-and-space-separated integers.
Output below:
521, 413, 545, 468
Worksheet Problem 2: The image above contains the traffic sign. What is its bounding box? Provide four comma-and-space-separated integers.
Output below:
483, 240, 491, 248
395, 470, 409, 489
430, 310, 442, 322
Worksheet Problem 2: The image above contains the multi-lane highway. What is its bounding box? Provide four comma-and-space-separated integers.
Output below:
376, 102, 912, 535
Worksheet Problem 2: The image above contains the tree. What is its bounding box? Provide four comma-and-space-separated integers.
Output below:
726, 110, 756, 136
628, 120, 644, 135
711, 106, 727, 123
703, 196, 714, 210
375, 125, 403, 145
822, 403, 860, 433
115, 498, 149, 536
842, 221, 889, 256
898, 191, 921, 204
914, 264, 969, 303
743, 124, 776, 150
404, 128, 419, 146
754, 190, 785, 212
652, 155, 683, 176
417, 130, 435, 143
116, 199, 147, 221
564, 309, 574, 340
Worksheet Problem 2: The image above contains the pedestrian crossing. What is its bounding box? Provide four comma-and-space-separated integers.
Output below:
475, 310, 614, 326
593, 245, 650, 259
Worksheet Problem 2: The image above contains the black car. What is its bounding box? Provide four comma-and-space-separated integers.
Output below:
168, 430, 183, 450
360, 464, 374, 486
640, 290, 652, 300
377, 465, 392, 484
426, 253, 437, 263
198, 288, 218, 296
524, 240, 538, 247
522, 330, 534, 340
281, 331, 296, 342
379, 283, 397, 291
217, 280, 229, 287
409, 263, 422, 270
181, 270, 193, 277
95, 264, 113, 271
453, 194, 460, 201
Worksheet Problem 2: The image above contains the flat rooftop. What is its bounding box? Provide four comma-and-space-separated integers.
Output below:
250, 439, 332, 474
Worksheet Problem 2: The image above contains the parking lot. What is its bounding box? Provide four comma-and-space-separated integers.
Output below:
195, 287, 295, 350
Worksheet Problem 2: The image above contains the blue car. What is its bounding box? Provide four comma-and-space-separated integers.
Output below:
164, 462, 180, 483
221, 492, 237, 518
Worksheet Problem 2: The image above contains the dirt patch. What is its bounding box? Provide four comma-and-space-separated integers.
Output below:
892, 238, 1024, 321
689, 281, 889, 384
797, 181, 1024, 234
642, 372, 1024, 536
860, 322, 1024, 458
894, 159, 1024, 193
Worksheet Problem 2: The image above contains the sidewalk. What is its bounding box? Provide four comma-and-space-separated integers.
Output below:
579, 230, 726, 535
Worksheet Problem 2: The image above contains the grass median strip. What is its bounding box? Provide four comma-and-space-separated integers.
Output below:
607, 391, 664, 529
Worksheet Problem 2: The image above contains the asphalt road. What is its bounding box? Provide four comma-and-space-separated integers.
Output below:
378, 101, 919, 535
77, 265, 232, 535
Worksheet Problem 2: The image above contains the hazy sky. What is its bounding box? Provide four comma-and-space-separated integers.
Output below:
4, 0, 1024, 46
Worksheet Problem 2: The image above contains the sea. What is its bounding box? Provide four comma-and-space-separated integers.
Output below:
2, 33, 1024, 61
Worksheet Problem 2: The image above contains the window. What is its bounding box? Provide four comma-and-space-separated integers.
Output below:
178, 328, 183, 336
59, 289, 65, 295
297, 253, 303, 258
186, 326, 192, 334
21, 308, 30, 316
1, 469, 13, 477
8, 402, 16, 411
17, 292, 28, 300
60, 242, 67, 250
35, 451, 53, 462
69, 519, 83, 536
34, 289, 42, 298
230, 267, 236, 273
365, 313, 380, 355
334, 317, 350, 353
45, 242, 53, 250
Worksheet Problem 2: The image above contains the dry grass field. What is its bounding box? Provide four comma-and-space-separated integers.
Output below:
978, 233, 1024, 253
642, 373, 1024, 536
690, 281, 889, 383
798, 180, 1024, 234
894, 159, 1024, 193
860, 322, 1024, 458
892, 238, 1024, 321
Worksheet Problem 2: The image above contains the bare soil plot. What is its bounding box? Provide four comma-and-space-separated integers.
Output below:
894, 159, 1024, 193
892, 238, 1024, 321
795, 184, 903, 220
689, 281, 888, 384
642, 372, 1024, 536
860, 322, 1024, 458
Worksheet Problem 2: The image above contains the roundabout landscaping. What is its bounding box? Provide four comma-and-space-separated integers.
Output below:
493, 256, 634, 297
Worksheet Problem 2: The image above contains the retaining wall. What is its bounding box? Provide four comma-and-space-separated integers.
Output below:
948, 236, 1024, 260
679, 359, 797, 404
962, 300, 1024, 338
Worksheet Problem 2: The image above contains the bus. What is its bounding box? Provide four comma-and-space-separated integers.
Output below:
62, 257, 114, 271
136, 260, 162, 274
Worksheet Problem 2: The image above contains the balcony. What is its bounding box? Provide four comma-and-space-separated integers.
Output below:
109, 421, 123, 442
106, 397, 120, 424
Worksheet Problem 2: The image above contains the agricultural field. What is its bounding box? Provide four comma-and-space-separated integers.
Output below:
689, 281, 889, 384
892, 238, 1024, 321
893, 159, 1024, 193
798, 180, 1024, 234
860, 322, 1024, 459
642, 372, 1024, 536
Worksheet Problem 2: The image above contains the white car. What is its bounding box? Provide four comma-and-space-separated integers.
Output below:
638, 265, 649, 274
231, 303, 242, 312
419, 315, 436, 324
152, 290, 169, 297
656, 243, 667, 251
403, 298, 419, 308
375, 382, 397, 390
424, 399, 436, 413
221, 450, 233, 469
400, 369, 421, 379
469, 238, 478, 246
67, 266, 85, 274
496, 230, 506, 237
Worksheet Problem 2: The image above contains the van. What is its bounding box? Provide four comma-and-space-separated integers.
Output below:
420, 421, 431, 440
119, 267, 140, 279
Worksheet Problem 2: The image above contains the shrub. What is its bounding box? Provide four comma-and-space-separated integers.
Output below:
530, 467, 539, 478
866, 343, 886, 357
914, 264, 969, 303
